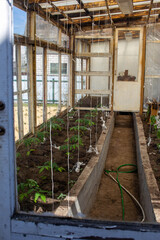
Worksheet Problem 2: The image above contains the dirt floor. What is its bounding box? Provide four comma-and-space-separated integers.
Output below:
16, 105, 106, 213
88, 114, 142, 222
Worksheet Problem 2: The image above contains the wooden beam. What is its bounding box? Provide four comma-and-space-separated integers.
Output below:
75, 89, 111, 94
146, 0, 154, 24
140, 26, 146, 115
75, 52, 112, 58
14, 34, 72, 54
58, 53, 62, 112
46, 0, 81, 31
75, 71, 111, 76
43, 48, 47, 122
105, 0, 114, 28
75, 35, 112, 39
70, 35, 75, 107
75, 107, 110, 111
111, 28, 115, 112
16, 45, 24, 139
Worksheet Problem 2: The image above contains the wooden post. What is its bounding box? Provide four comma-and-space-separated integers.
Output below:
27, 11, 36, 133
70, 34, 75, 107
16, 45, 24, 139
43, 47, 47, 122
140, 26, 146, 115
111, 29, 115, 112
58, 52, 62, 112
33, 12, 37, 130
86, 44, 91, 90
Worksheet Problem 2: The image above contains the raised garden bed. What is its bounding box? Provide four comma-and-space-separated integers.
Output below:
141, 114, 160, 191
16, 106, 110, 214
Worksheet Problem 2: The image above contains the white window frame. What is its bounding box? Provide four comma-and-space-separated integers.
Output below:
1, 1, 160, 239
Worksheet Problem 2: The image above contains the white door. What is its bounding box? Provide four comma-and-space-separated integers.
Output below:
113, 28, 143, 112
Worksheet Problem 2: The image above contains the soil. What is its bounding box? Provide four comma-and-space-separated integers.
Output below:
88, 114, 142, 222
16, 97, 107, 213
141, 114, 160, 191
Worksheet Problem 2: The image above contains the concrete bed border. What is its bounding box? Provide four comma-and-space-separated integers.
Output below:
55, 112, 115, 217
133, 113, 160, 223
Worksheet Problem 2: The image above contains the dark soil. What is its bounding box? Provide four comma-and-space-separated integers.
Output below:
141, 114, 160, 191
88, 114, 142, 222
16, 99, 107, 213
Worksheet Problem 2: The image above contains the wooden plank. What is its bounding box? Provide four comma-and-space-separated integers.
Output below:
32, 12, 37, 130
111, 29, 115, 112
146, 40, 160, 43
75, 107, 110, 111
145, 75, 160, 79
16, 45, 24, 139
75, 52, 112, 57
58, 52, 62, 112
75, 89, 110, 94
75, 71, 111, 76
140, 26, 146, 115
14, 34, 72, 54
43, 48, 47, 123
146, 0, 154, 24
75, 35, 112, 39
70, 35, 75, 107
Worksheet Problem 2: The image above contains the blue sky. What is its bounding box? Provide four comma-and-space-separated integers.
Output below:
13, 6, 27, 35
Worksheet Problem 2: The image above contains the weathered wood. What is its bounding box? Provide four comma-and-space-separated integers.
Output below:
16, 45, 24, 139
75, 52, 112, 57
75, 71, 111, 76
70, 35, 75, 107
145, 75, 160, 79
75, 89, 111, 94
58, 53, 62, 112
146, 0, 154, 24
75, 107, 110, 111
14, 34, 72, 54
43, 48, 47, 122
75, 35, 112, 39
111, 29, 115, 112
140, 26, 146, 115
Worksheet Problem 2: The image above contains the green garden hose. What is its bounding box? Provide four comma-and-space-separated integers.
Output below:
104, 164, 145, 222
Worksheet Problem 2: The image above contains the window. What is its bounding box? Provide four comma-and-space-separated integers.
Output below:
50, 63, 67, 74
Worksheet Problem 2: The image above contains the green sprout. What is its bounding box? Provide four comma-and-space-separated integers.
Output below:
37, 161, 65, 174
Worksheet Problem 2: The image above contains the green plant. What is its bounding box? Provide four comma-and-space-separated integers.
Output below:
76, 118, 95, 127
157, 143, 160, 150
157, 129, 160, 139
18, 179, 50, 203
16, 152, 21, 158
84, 108, 98, 118
26, 149, 35, 156
68, 180, 76, 188
36, 131, 48, 142
150, 115, 156, 126
23, 137, 40, 148
70, 126, 87, 135
57, 193, 66, 200
37, 161, 65, 174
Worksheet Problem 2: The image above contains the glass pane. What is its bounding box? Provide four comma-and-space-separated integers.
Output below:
47, 51, 58, 119
21, 46, 28, 91
13, 6, 27, 36
36, 47, 43, 126
22, 93, 29, 136
117, 30, 140, 82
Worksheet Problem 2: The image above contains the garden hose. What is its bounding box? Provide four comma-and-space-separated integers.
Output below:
104, 164, 145, 222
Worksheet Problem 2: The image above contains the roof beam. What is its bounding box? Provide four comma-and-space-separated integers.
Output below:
46, 0, 81, 31
146, 0, 154, 24
76, 0, 93, 20
105, 0, 114, 27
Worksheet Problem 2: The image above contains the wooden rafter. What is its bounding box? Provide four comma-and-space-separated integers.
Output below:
76, 0, 93, 20
146, 0, 154, 24
45, 0, 81, 30
105, 0, 114, 27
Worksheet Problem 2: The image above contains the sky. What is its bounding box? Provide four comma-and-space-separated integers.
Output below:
13, 6, 27, 35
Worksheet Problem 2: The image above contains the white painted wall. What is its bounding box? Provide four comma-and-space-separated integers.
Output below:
90, 42, 109, 91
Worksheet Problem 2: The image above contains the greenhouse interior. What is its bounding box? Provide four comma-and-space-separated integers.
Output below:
1, 0, 160, 239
